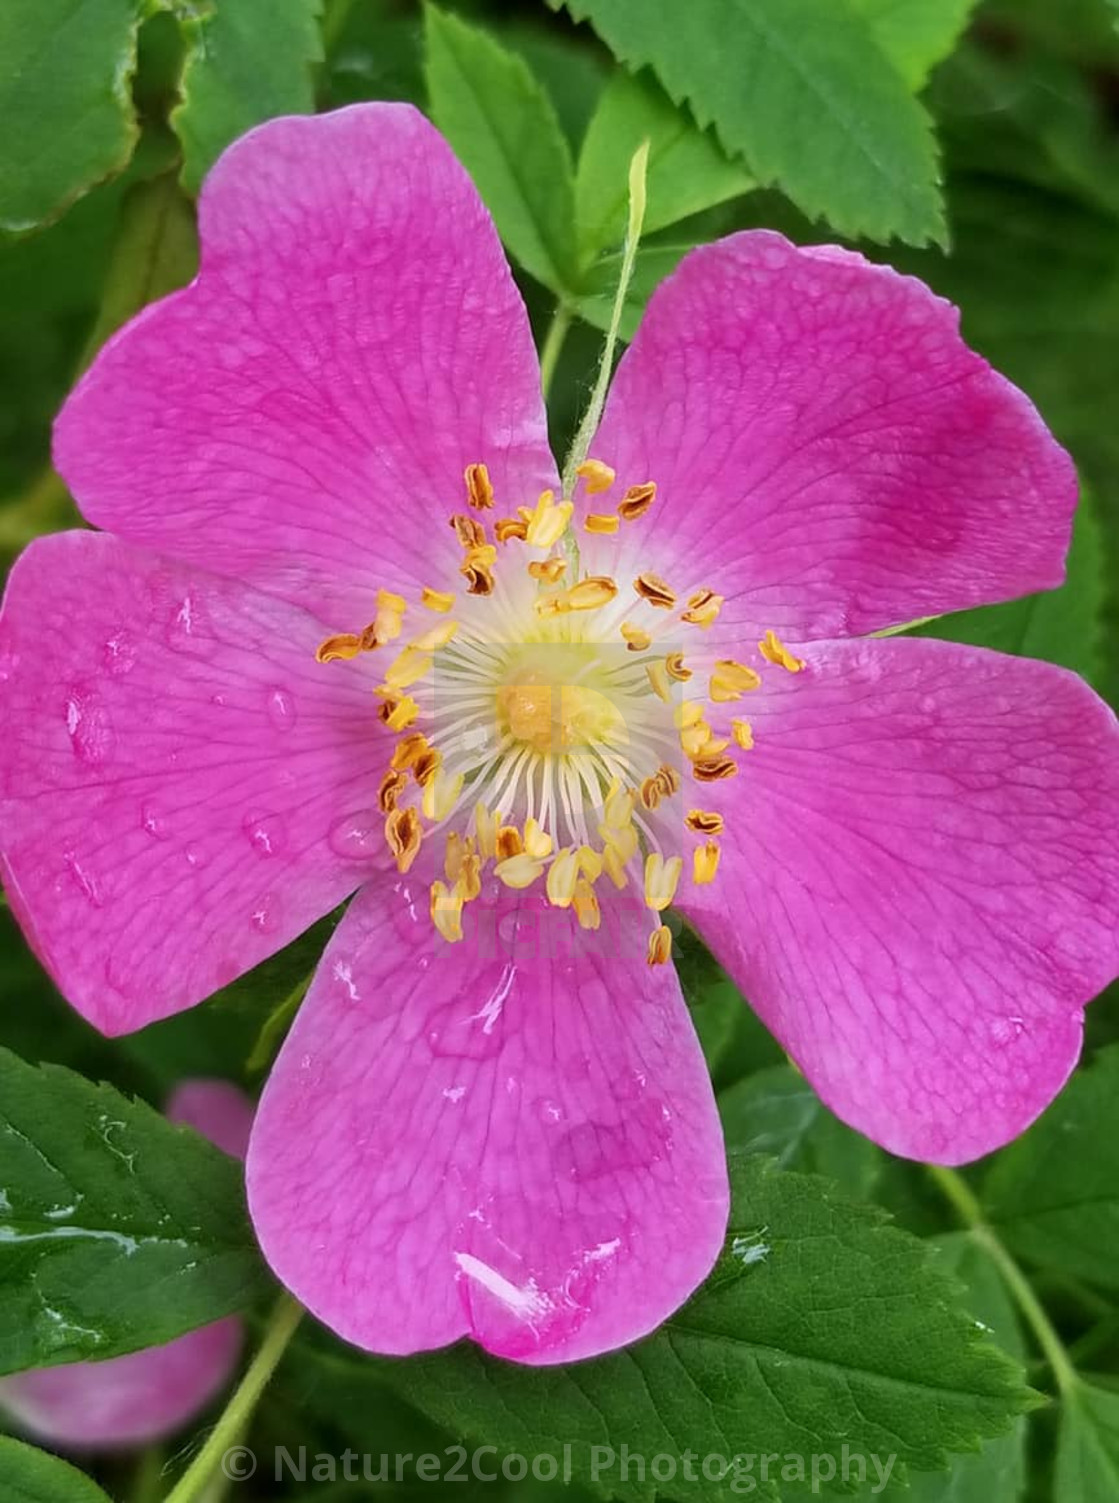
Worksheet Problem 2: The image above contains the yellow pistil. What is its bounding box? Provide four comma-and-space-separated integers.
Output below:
681, 588, 724, 629
665, 652, 691, 681
731, 718, 754, 749
572, 877, 601, 930
685, 809, 724, 835
523, 818, 553, 860
759, 629, 805, 672
620, 622, 652, 652
385, 806, 422, 873
422, 766, 464, 821
693, 841, 720, 885
421, 586, 455, 613
525, 490, 575, 548
692, 753, 739, 782
546, 848, 579, 907
385, 645, 433, 690
411, 619, 459, 652
584, 513, 620, 535
465, 462, 495, 511
634, 572, 676, 609
710, 658, 762, 702
495, 851, 545, 889
528, 557, 567, 584
646, 925, 672, 965
618, 482, 656, 521
576, 458, 616, 495
644, 852, 683, 910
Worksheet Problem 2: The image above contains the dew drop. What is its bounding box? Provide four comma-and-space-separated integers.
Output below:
140, 802, 170, 840
250, 893, 280, 934
243, 810, 286, 858
63, 853, 103, 908
266, 686, 298, 732
988, 1015, 1026, 1047
102, 631, 138, 676
328, 811, 381, 861
64, 690, 115, 766
165, 593, 213, 656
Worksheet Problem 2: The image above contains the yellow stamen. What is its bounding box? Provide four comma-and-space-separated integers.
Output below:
528, 557, 567, 584
572, 877, 601, 930
639, 764, 681, 811
603, 782, 635, 831
759, 629, 805, 672
382, 695, 419, 732
464, 462, 494, 511
494, 516, 529, 543
645, 660, 671, 702
680, 721, 712, 759
621, 622, 652, 652
665, 651, 691, 681
458, 851, 482, 901
546, 848, 579, 907
315, 632, 364, 664
618, 482, 656, 521
460, 558, 495, 596
685, 809, 724, 835
731, 718, 754, 749
450, 514, 487, 550
674, 700, 704, 730
523, 817, 553, 861
693, 753, 739, 782
411, 747, 441, 788
563, 576, 618, 612
710, 658, 762, 702
693, 840, 720, 885
496, 824, 523, 862
384, 646, 433, 690
584, 513, 620, 535
494, 852, 545, 889
681, 588, 724, 630
473, 802, 498, 861
577, 845, 603, 880
644, 852, 683, 910
602, 844, 628, 888
422, 766, 464, 821
385, 806, 422, 873
378, 768, 407, 813
600, 821, 639, 864
576, 458, 616, 495
411, 619, 459, 653
646, 924, 672, 965
421, 586, 455, 613
634, 572, 676, 609
390, 732, 431, 771
444, 831, 468, 882
525, 490, 575, 549
430, 880, 464, 942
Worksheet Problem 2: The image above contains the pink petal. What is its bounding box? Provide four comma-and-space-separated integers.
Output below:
587, 232, 1077, 639
166, 1077, 255, 1160
678, 636, 1119, 1164
247, 882, 728, 1364
53, 103, 557, 626
0, 531, 397, 1035
0, 1321, 243, 1451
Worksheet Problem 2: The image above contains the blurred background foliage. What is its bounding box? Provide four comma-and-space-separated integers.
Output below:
1, 1, 1119, 1500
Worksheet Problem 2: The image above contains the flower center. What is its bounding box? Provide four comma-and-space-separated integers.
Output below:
314, 459, 805, 962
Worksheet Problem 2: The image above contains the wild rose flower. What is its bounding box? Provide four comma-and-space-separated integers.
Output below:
0, 1079, 251, 1447
1, 103, 1117, 1364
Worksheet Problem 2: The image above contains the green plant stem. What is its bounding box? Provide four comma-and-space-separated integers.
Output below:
928, 1165, 1079, 1397
562, 141, 649, 497
538, 299, 574, 400
163, 1295, 303, 1503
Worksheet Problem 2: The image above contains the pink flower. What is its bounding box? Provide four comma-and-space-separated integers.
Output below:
1, 103, 1117, 1365
0, 1080, 251, 1448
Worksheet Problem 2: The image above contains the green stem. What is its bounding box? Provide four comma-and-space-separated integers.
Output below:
163, 1295, 303, 1503
538, 300, 574, 401
130, 1447, 166, 1503
562, 141, 649, 498
928, 1165, 1079, 1397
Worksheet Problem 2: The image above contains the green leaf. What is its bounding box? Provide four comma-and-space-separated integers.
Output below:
851, 0, 978, 90
0, 0, 147, 232
381, 1157, 1029, 1501
549, 0, 944, 246
1057, 1382, 1119, 1502
423, 6, 578, 294
982, 1045, 1119, 1293
576, 242, 692, 341
908, 496, 1104, 686
895, 1234, 1027, 1502
172, 0, 323, 197
0, 1047, 268, 1376
575, 70, 752, 258
718, 1066, 882, 1199
0, 1438, 113, 1503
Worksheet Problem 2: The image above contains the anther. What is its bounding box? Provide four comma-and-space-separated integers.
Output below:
693, 841, 720, 885
411, 620, 459, 653
646, 925, 672, 965
572, 877, 601, 930
644, 852, 683, 910
421, 587, 455, 613
646, 661, 671, 702
523, 818, 553, 860
422, 766, 463, 821
685, 809, 724, 835
576, 458, 616, 495
384, 645, 433, 690
385, 806, 422, 872
390, 732, 431, 772
315, 632, 364, 664
546, 848, 579, 907
618, 482, 656, 521
664, 652, 691, 681
464, 462, 495, 510
634, 572, 676, 609
584, 513, 620, 535
681, 588, 724, 630
710, 659, 762, 701
378, 768, 407, 813
731, 718, 754, 749
525, 490, 575, 549
528, 557, 567, 584
621, 622, 652, 652
759, 629, 805, 672
692, 754, 738, 782
495, 852, 545, 889
430, 880, 465, 942
494, 517, 529, 543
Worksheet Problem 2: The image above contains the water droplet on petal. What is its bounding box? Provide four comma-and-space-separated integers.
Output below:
427, 965, 514, 1060
63, 852, 103, 907
328, 811, 381, 861
140, 802, 170, 840
243, 810, 286, 858
250, 893, 280, 934
266, 686, 297, 732
165, 593, 213, 656
102, 631, 138, 676
64, 690, 115, 766
988, 1015, 1026, 1047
